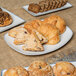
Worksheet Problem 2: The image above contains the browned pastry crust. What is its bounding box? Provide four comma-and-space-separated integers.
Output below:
44, 15, 66, 34
54, 0, 60, 9
24, 19, 42, 30
53, 61, 76, 76
28, 61, 53, 76
47, 34, 60, 45
4, 66, 29, 76
28, 3, 41, 13
62, 0, 68, 6
57, 0, 63, 8
0, 11, 13, 27
39, 1, 45, 12
24, 20, 60, 45
24, 23, 48, 44
51, 0, 56, 9
37, 23, 60, 45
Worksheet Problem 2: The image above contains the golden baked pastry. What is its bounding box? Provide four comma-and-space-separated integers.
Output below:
0, 11, 12, 27
47, 34, 60, 45
24, 19, 42, 29
28, 61, 53, 76
53, 61, 76, 76
44, 15, 66, 34
24, 21, 48, 44
4, 66, 29, 76
24, 20, 60, 45
37, 23, 60, 45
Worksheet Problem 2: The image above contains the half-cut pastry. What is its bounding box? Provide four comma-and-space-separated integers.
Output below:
4, 66, 29, 76
22, 31, 44, 51
14, 31, 30, 45
8, 26, 28, 38
28, 61, 53, 76
24, 22, 48, 44
53, 61, 76, 76
37, 23, 60, 45
0, 11, 12, 27
35, 30, 48, 44
44, 15, 66, 34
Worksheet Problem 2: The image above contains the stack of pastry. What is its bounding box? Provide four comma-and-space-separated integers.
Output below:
4, 61, 76, 76
28, 0, 68, 13
0, 8, 13, 27
8, 15, 66, 51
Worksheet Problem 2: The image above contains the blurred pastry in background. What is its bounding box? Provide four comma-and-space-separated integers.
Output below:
28, 3, 41, 13
4, 61, 76, 76
28, 61, 53, 76
4, 66, 29, 76
53, 61, 76, 76
0, 11, 13, 27
28, 0, 68, 13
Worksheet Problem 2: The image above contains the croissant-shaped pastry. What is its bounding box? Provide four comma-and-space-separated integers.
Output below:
44, 15, 66, 34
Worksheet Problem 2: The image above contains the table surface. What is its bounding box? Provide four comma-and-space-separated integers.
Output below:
0, 0, 76, 74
